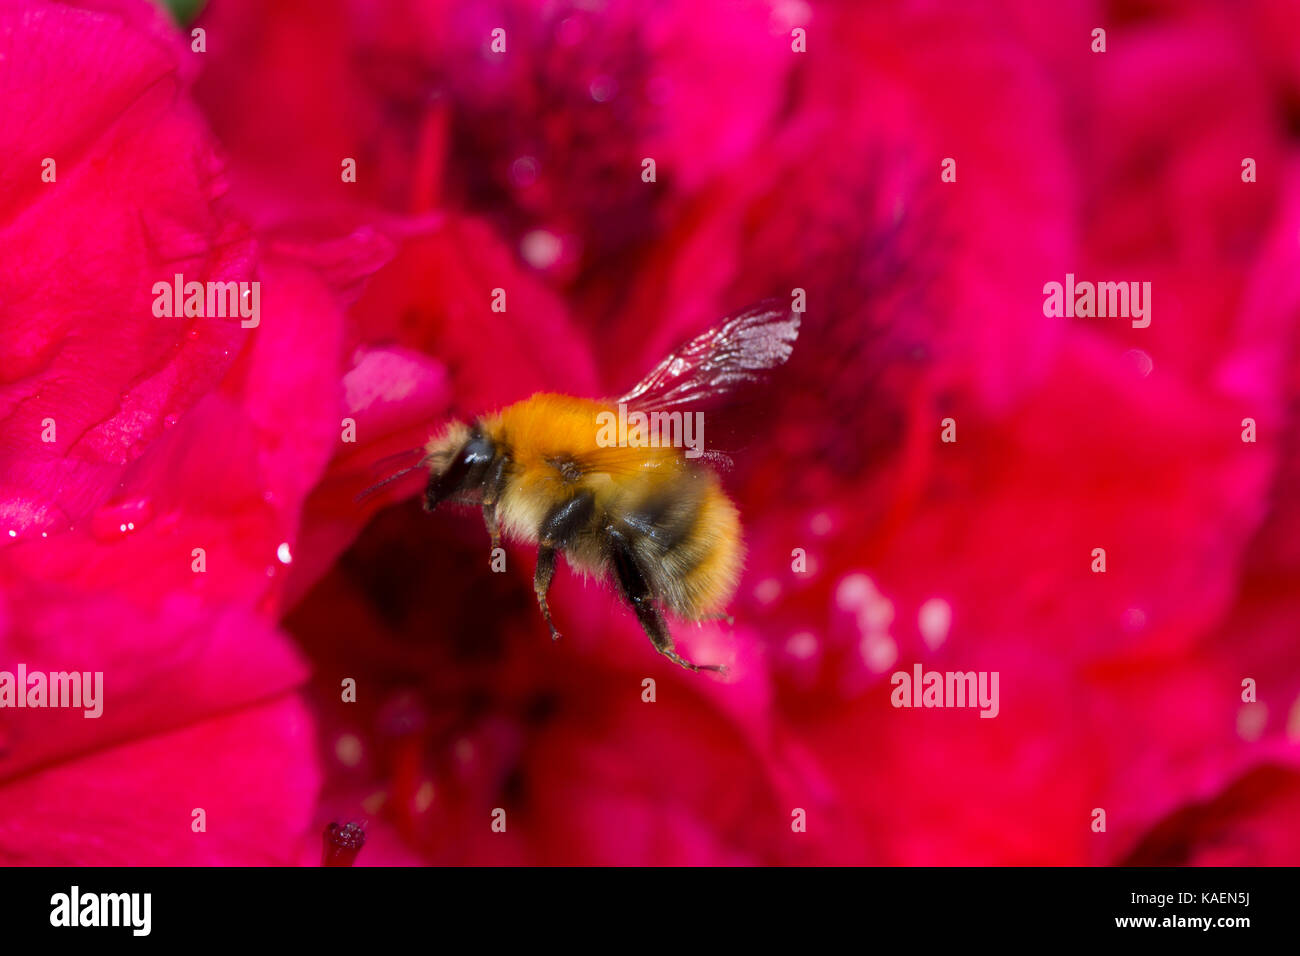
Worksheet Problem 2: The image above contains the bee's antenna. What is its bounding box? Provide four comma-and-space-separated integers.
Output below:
354, 447, 432, 503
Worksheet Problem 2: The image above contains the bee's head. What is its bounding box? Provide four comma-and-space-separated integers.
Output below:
423, 420, 497, 511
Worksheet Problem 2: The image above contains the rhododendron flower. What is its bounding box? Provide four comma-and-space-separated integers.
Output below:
0, 0, 353, 863
279, 0, 1299, 866
4, 0, 1299, 869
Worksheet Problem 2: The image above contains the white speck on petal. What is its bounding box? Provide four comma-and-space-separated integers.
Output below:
754, 578, 782, 605
335, 733, 363, 767
786, 631, 818, 660
520, 229, 562, 269
836, 572, 875, 612
1287, 695, 1300, 742
860, 633, 898, 673
918, 598, 952, 650
1237, 703, 1267, 741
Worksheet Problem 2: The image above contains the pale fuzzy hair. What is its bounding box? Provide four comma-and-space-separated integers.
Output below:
423, 420, 472, 477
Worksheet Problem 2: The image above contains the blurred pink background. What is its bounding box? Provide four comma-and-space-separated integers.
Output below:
2, 0, 1299, 864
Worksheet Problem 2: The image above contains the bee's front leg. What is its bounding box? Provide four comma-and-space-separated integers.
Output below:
533, 491, 596, 643
481, 454, 510, 552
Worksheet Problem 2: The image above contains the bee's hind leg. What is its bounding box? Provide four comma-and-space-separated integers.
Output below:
534, 491, 596, 643
534, 546, 561, 640
607, 529, 724, 674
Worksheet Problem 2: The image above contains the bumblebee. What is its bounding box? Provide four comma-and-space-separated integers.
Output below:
420, 303, 799, 672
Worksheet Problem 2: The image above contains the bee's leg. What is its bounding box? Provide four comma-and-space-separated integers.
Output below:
608, 530, 724, 674
534, 545, 561, 641
534, 491, 596, 642
480, 453, 509, 552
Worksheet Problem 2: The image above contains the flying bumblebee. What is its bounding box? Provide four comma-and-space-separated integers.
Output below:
418, 302, 799, 672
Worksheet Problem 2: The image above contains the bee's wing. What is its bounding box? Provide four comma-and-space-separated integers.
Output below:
618, 300, 800, 411
615, 300, 800, 465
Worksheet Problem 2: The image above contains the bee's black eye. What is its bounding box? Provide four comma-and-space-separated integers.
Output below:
462, 434, 495, 466
425, 433, 496, 511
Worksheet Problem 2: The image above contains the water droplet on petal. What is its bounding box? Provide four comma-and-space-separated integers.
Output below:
785, 631, 819, 660
90, 498, 153, 541
1287, 695, 1300, 742
509, 156, 539, 189
918, 598, 953, 649
770, 0, 812, 35
859, 594, 894, 633
860, 632, 898, 673
413, 781, 436, 813
276, 542, 293, 564
754, 578, 782, 605
1121, 608, 1147, 633
1237, 703, 1266, 741
836, 572, 875, 611
1124, 348, 1153, 378
334, 733, 363, 767
520, 229, 563, 269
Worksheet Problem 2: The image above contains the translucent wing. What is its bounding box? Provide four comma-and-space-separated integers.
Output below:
615, 301, 801, 467
618, 301, 800, 413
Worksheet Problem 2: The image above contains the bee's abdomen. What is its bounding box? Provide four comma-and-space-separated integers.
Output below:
611, 472, 743, 619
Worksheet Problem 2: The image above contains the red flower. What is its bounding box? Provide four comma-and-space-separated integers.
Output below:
6, 0, 1299, 866
0, 0, 374, 863
184, 0, 1300, 866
